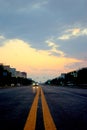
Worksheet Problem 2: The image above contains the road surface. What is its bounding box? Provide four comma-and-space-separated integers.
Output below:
0, 85, 87, 130
42, 85, 87, 130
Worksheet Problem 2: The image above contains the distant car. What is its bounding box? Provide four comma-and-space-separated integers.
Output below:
32, 82, 35, 86
32, 82, 39, 86
11, 83, 15, 87
33, 82, 39, 86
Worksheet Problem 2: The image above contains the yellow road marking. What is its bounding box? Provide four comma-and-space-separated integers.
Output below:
41, 88, 57, 130
24, 87, 40, 130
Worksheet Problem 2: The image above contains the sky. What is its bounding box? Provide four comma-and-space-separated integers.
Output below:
0, 0, 87, 82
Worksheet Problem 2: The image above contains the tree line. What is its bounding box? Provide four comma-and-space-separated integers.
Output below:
45, 68, 87, 88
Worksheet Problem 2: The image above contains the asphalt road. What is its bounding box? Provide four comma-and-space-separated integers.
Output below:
0, 85, 87, 130
42, 85, 87, 130
0, 86, 36, 130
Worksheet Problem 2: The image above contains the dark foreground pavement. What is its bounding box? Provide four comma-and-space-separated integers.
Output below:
42, 86, 87, 130
0, 85, 87, 130
0, 86, 36, 130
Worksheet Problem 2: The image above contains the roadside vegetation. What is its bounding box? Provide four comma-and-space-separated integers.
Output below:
45, 67, 87, 88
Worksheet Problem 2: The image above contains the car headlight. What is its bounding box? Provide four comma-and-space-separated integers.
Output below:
33, 83, 35, 86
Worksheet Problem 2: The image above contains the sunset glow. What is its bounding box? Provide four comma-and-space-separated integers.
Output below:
0, 0, 87, 81
0, 38, 83, 81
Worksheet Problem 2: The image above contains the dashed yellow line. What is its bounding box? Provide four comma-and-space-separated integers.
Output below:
24, 87, 40, 130
41, 88, 57, 130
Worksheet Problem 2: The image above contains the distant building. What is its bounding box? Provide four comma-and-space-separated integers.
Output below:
10, 68, 17, 77
3, 65, 10, 72
21, 72, 27, 78
70, 71, 78, 77
61, 73, 66, 79
16, 71, 21, 78
3, 65, 17, 77
0, 63, 29, 86
15, 71, 27, 78
3, 64, 27, 78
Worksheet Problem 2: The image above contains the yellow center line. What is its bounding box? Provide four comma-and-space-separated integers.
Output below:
41, 88, 57, 130
24, 87, 40, 130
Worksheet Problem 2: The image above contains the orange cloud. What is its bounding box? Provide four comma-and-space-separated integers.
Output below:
0, 39, 82, 80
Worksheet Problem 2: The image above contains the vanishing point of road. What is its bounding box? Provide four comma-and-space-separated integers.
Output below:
0, 85, 87, 130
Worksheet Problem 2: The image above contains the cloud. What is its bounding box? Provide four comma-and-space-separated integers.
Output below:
46, 40, 65, 57
58, 35, 70, 40
17, 0, 49, 13
58, 28, 87, 40
31, 0, 49, 9
0, 35, 5, 40
0, 35, 6, 46
0, 38, 82, 81
66, 28, 80, 35
46, 41, 57, 47
81, 29, 87, 35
